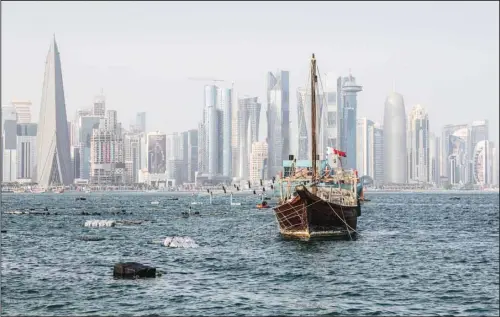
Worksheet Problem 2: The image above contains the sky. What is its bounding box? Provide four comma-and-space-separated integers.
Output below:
2, 1, 499, 146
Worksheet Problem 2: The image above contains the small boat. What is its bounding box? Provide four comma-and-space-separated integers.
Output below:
256, 201, 271, 209
166, 197, 179, 201
151, 201, 160, 205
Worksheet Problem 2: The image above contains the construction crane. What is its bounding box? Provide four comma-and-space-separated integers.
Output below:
188, 77, 226, 84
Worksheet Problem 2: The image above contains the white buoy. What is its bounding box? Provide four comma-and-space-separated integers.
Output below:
84, 220, 116, 227
162, 236, 198, 248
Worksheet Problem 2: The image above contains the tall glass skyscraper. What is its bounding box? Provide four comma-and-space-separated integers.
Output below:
337, 74, 362, 169
136, 112, 146, 133
199, 85, 232, 179
266, 70, 289, 179
237, 96, 261, 179
220, 88, 232, 178
407, 104, 430, 183
296, 87, 325, 160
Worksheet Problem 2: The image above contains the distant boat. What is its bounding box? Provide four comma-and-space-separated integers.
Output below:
256, 201, 271, 209
151, 201, 160, 205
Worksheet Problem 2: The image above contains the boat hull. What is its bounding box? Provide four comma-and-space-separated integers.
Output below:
273, 185, 359, 240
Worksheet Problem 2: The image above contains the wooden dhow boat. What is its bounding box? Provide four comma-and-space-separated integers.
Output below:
272, 54, 362, 240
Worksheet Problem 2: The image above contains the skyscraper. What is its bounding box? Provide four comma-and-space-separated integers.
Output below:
472, 140, 492, 185
93, 93, 106, 117
2, 105, 18, 182
407, 104, 430, 183
429, 133, 441, 185
337, 74, 363, 169
323, 73, 338, 149
16, 123, 38, 181
34, 37, 73, 186
78, 115, 101, 180
182, 129, 198, 183
136, 112, 146, 133
147, 131, 167, 175
220, 88, 232, 178
90, 111, 125, 184
296, 87, 325, 160
266, 70, 289, 179
198, 85, 233, 181
205, 85, 219, 178
383, 91, 406, 184
373, 123, 384, 183
441, 124, 469, 185
123, 132, 143, 184
11, 100, 32, 123
492, 146, 498, 185
356, 117, 374, 177
249, 141, 268, 182
166, 132, 183, 184
237, 96, 261, 179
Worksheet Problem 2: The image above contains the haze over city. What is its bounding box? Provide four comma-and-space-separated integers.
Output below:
2, 1, 499, 146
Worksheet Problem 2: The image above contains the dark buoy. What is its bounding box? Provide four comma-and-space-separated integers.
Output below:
80, 235, 105, 241
113, 262, 156, 279
1, 230, 6, 233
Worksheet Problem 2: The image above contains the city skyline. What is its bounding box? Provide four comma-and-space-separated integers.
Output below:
2, 2, 498, 146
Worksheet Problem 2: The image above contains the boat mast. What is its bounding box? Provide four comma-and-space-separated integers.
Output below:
310, 54, 318, 195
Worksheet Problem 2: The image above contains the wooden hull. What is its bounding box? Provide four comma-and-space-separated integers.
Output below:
273, 185, 359, 240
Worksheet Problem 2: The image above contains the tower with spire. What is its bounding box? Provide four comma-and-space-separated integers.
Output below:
34, 36, 73, 186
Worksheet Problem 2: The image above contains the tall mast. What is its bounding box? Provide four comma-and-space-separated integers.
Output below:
310, 54, 318, 195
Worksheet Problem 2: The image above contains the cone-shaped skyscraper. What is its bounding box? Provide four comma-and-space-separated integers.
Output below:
34, 36, 73, 186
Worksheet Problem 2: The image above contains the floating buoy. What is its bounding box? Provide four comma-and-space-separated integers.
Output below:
84, 220, 116, 227
162, 236, 198, 248
80, 235, 105, 241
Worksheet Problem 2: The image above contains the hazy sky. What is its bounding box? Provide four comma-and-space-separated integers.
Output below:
2, 1, 499, 145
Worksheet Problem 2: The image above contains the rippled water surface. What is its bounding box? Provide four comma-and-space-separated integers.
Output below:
1, 192, 499, 316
